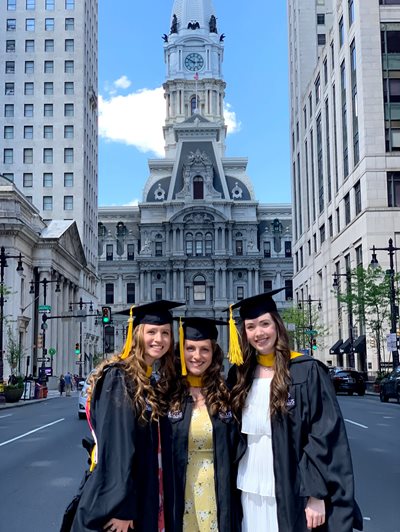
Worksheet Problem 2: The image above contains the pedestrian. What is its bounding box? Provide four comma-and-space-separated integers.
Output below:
61, 300, 183, 532
162, 317, 244, 532
227, 289, 363, 532
59, 374, 65, 396
64, 372, 73, 396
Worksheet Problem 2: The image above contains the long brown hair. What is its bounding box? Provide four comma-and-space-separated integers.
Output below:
89, 323, 175, 423
231, 311, 291, 418
169, 340, 230, 416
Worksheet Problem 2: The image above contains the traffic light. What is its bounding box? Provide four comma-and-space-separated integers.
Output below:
75, 343, 80, 355
312, 338, 318, 351
102, 306, 111, 324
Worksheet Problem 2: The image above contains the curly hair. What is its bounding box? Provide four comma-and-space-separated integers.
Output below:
230, 311, 291, 418
88, 323, 175, 424
169, 341, 230, 416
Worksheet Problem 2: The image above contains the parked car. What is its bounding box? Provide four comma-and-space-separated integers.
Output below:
78, 372, 96, 419
379, 367, 400, 403
329, 367, 366, 396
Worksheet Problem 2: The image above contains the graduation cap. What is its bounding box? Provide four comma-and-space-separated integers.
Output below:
176, 317, 227, 376
117, 300, 184, 360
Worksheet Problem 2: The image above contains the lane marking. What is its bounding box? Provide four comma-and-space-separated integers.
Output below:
0, 414, 12, 419
0, 418, 64, 447
344, 418, 368, 429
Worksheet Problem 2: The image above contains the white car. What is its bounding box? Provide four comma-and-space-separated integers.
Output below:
78, 377, 90, 419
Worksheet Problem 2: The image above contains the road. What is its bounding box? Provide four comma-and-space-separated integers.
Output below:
0, 393, 399, 531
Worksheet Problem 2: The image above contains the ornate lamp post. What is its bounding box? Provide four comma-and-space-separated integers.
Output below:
0, 246, 24, 402
370, 238, 400, 369
298, 295, 322, 353
69, 297, 93, 378
333, 270, 355, 368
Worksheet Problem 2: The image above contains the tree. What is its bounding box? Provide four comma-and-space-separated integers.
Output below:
6, 325, 23, 376
281, 305, 327, 354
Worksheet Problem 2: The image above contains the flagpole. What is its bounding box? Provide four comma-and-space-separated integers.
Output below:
194, 72, 199, 113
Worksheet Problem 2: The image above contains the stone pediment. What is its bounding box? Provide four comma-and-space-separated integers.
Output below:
41, 220, 86, 267
183, 113, 211, 124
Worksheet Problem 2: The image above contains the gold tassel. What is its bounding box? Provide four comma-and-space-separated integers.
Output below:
120, 306, 135, 360
179, 317, 187, 376
228, 305, 243, 365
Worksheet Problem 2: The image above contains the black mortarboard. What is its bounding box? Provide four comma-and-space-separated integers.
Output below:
229, 288, 285, 320
116, 300, 184, 326
180, 317, 227, 341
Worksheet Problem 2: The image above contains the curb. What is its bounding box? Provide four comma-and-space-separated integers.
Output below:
0, 391, 77, 410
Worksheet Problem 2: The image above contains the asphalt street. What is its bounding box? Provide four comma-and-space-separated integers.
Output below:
0, 393, 399, 531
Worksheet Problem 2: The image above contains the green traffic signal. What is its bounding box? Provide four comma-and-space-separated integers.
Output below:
102, 306, 111, 324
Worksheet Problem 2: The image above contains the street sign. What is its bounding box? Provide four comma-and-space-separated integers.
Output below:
39, 305, 51, 313
386, 333, 397, 352
37, 357, 50, 362
305, 330, 318, 335
49, 347, 56, 356
75, 309, 87, 323
75, 361, 82, 365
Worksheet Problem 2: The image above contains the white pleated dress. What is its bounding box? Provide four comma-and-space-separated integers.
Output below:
237, 377, 279, 532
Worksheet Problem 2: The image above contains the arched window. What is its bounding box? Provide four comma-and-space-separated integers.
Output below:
205, 232, 213, 255
193, 275, 206, 301
186, 232, 193, 255
191, 95, 200, 115
195, 232, 203, 256
193, 176, 204, 199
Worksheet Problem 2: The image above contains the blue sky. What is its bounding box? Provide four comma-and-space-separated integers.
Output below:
98, 1, 291, 207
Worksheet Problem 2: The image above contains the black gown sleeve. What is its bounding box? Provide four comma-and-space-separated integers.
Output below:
72, 367, 138, 531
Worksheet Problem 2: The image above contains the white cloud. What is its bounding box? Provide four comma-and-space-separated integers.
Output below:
124, 198, 139, 206
114, 75, 131, 90
99, 86, 240, 157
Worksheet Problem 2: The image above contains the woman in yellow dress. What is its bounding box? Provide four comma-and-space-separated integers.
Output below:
162, 317, 244, 532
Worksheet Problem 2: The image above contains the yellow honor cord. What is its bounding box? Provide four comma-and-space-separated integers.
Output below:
256, 353, 275, 367
146, 366, 152, 378
228, 305, 243, 365
120, 305, 135, 360
186, 375, 203, 388
179, 317, 187, 376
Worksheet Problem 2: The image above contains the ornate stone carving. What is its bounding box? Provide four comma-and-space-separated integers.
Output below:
154, 183, 166, 201
231, 182, 243, 199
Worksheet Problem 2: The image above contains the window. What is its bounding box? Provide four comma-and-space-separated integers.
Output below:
24, 125, 33, 139
43, 196, 53, 211
348, 0, 355, 26
236, 240, 243, 256
64, 172, 73, 187
7, 0, 16, 10
193, 176, 204, 199
24, 104, 34, 117
4, 126, 14, 139
354, 181, 361, 214
65, 0, 75, 8
320, 224, 326, 244
127, 244, 134, 261
26, 18, 35, 31
329, 215, 333, 237
155, 241, 163, 256
193, 275, 206, 301
336, 207, 341, 233
339, 16, 344, 48
127, 283, 135, 304
341, 60, 349, 177
285, 241, 292, 257
155, 288, 163, 301
25, 39, 34, 52
5, 83, 14, 95
64, 195, 73, 210
23, 173, 33, 187
6, 40, 15, 52
43, 172, 53, 187
44, 39, 54, 51
105, 283, 114, 304
26, 0, 35, 9
264, 280, 272, 292
43, 125, 53, 139
317, 34, 326, 46
285, 280, 293, 301
64, 148, 73, 163
5, 104, 14, 117
43, 148, 53, 163
64, 125, 74, 138
64, 103, 74, 116
24, 82, 34, 95
43, 103, 53, 116
205, 233, 213, 255
3, 149, 13, 164
309, 92, 312, 118
264, 241, 271, 258
65, 38, 74, 52
64, 60, 74, 73
5, 61, 15, 74
45, 18, 54, 31
315, 75, 321, 104
106, 245, 113, 261
344, 193, 351, 225
186, 233, 193, 255
44, 60, 54, 73
317, 13, 325, 25
191, 96, 200, 115
387, 172, 400, 207
65, 18, 74, 30
25, 61, 34, 74
237, 286, 244, 301
7, 19, 16, 31
45, 0, 55, 9
323, 58, 328, 85
44, 82, 53, 95
195, 233, 203, 256
63, 83, 74, 98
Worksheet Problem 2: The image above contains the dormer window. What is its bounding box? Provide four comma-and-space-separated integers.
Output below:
193, 176, 204, 199
191, 96, 199, 115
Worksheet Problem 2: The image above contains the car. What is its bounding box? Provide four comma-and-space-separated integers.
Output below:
329, 367, 366, 396
379, 367, 400, 403
78, 373, 94, 419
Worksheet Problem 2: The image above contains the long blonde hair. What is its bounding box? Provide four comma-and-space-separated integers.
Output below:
89, 323, 175, 423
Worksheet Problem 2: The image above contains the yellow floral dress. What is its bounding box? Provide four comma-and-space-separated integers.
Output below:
183, 406, 218, 532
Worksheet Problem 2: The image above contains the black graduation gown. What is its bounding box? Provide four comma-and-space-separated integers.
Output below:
71, 366, 160, 532
161, 396, 245, 532
229, 355, 363, 532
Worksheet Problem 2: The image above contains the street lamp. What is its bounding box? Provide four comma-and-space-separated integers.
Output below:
298, 295, 322, 353
30, 276, 60, 386
333, 270, 355, 368
370, 238, 400, 369
0, 246, 24, 403
69, 297, 93, 378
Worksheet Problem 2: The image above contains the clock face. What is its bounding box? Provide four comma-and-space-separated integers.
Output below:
184, 53, 204, 72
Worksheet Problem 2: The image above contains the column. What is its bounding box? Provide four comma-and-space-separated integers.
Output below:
228, 270, 233, 300
140, 272, 145, 301
248, 269, 253, 296
222, 269, 227, 299
173, 270, 177, 299
255, 269, 259, 294
173, 229, 177, 251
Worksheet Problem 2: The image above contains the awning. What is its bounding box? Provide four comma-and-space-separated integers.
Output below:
353, 335, 366, 353
340, 338, 352, 353
330, 339, 343, 355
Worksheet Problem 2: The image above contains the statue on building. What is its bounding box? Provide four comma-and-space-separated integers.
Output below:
162, 34, 168, 43
219, 33, 226, 42
209, 15, 218, 33
170, 14, 178, 34
187, 21, 200, 30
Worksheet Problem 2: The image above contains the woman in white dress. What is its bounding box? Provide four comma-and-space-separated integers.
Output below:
228, 289, 363, 532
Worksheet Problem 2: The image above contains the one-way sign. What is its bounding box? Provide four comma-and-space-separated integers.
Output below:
37, 357, 50, 363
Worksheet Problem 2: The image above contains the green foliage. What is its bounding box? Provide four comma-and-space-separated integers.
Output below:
6, 325, 23, 375
282, 305, 328, 352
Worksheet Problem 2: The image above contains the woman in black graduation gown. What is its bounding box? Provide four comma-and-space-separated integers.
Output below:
227, 290, 363, 532
162, 317, 244, 532
66, 300, 183, 532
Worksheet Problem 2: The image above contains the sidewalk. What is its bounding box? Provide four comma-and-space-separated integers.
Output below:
0, 389, 77, 410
